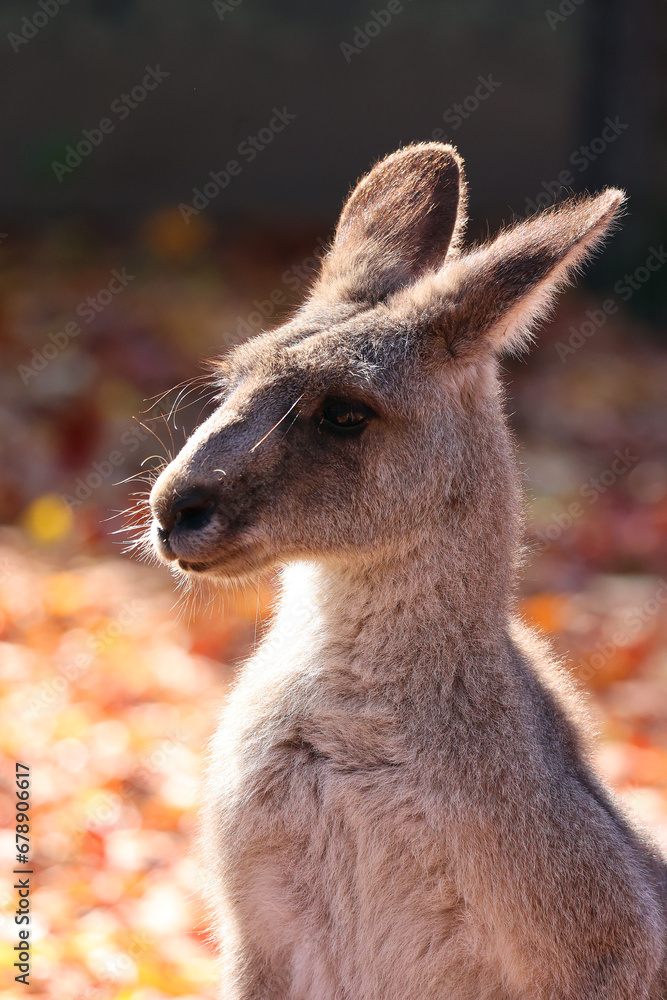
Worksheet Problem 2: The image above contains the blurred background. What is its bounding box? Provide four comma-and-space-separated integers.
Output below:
0, 1, 666, 997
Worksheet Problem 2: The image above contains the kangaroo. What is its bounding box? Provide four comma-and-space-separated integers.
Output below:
148, 144, 667, 999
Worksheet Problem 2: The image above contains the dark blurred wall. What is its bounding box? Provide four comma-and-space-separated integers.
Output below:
1, 0, 666, 313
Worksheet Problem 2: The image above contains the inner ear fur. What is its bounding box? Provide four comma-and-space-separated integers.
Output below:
315, 143, 468, 305
396, 187, 626, 358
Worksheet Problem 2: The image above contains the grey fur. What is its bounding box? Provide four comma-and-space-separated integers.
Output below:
149, 144, 667, 999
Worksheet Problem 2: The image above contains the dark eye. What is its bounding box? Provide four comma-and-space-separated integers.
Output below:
319, 399, 373, 436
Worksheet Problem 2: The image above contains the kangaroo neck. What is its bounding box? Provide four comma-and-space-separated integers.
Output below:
276, 532, 513, 683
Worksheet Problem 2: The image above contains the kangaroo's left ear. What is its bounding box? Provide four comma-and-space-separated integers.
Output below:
399, 188, 626, 358
314, 143, 467, 306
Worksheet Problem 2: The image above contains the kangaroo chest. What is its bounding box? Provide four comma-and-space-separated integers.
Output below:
207, 676, 491, 998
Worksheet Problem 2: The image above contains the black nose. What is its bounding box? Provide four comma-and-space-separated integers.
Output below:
157, 489, 216, 538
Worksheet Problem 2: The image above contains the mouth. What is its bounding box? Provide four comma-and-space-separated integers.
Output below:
151, 518, 274, 582
151, 519, 217, 569
175, 557, 216, 573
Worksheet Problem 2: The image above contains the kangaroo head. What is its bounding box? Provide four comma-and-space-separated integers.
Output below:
148, 144, 624, 588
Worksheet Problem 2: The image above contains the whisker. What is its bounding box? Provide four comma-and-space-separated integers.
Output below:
113, 469, 161, 487
103, 503, 150, 522
168, 381, 205, 426
161, 411, 177, 463
282, 408, 301, 440
249, 394, 304, 454
166, 379, 219, 429
140, 454, 168, 469
194, 390, 223, 427
142, 374, 210, 414
132, 416, 172, 463
254, 576, 261, 652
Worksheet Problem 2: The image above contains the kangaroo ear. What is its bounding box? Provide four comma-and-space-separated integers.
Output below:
314, 143, 467, 305
403, 188, 626, 358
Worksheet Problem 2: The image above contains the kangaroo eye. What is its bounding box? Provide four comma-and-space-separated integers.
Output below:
319, 399, 373, 436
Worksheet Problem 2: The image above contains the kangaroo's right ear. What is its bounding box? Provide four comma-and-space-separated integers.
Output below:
400, 187, 626, 359
313, 143, 467, 306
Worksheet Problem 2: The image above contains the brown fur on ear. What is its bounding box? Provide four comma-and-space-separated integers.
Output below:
315, 143, 467, 305
398, 187, 626, 358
